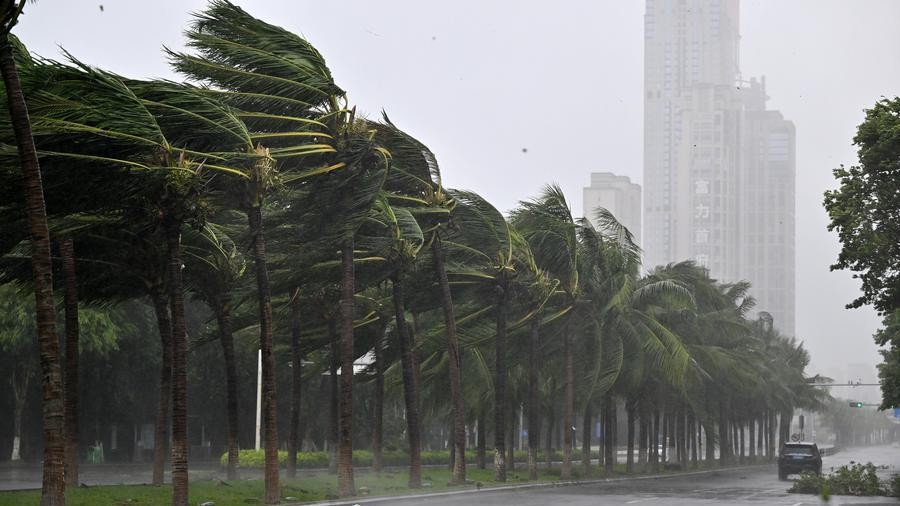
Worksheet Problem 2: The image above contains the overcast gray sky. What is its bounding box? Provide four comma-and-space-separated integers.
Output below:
17, 1, 900, 390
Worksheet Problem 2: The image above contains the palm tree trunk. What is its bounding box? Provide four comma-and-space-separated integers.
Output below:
689, 413, 698, 467
604, 396, 615, 473
625, 401, 635, 473
287, 289, 302, 479
150, 286, 172, 485
717, 403, 729, 465
661, 412, 669, 465
650, 410, 660, 473
581, 402, 592, 475
493, 287, 508, 482
527, 320, 540, 480
780, 410, 792, 450
448, 426, 455, 471
165, 222, 189, 506
748, 418, 755, 460
372, 331, 385, 473
61, 239, 80, 489
637, 412, 647, 467
1, 32, 66, 506
476, 412, 486, 469
561, 324, 574, 480
216, 301, 240, 481
328, 320, 338, 474
392, 275, 422, 488
757, 416, 764, 458
337, 239, 356, 497
506, 410, 515, 472
246, 205, 279, 505
544, 410, 554, 469
432, 236, 466, 484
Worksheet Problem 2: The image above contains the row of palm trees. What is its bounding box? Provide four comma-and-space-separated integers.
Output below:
0, 2, 826, 505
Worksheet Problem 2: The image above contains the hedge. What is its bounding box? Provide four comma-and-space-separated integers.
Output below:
220, 448, 599, 469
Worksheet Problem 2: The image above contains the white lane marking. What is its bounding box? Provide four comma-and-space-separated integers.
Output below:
790, 502, 804, 506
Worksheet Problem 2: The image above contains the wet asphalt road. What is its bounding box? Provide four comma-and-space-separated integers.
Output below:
364, 445, 900, 506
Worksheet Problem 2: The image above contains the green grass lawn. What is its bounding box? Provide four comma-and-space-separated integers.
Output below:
0, 465, 632, 506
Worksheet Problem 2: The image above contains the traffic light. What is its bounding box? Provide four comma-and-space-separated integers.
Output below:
849, 401, 864, 408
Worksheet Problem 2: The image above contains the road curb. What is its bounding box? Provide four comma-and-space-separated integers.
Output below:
291, 463, 772, 506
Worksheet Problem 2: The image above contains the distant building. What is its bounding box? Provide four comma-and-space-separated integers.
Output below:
738, 78, 796, 334
582, 172, 642, 246
642, 0, 796, 335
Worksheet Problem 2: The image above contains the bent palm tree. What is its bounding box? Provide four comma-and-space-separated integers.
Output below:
0, 7, 66, 502
443, 190, 534, 482
11, 53, 259, 505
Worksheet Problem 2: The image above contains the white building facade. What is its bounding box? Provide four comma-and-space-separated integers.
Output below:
643, 0, 795, 335
583, 172, 642, 246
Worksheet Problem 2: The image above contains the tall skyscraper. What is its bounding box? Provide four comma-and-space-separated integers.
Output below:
583, 173, 642, 245
739, 77, 796, 334
643, 0, 795, 335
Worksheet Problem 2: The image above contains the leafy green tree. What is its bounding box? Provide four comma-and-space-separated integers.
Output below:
824, 97, 900, 313
874, 311, 900, 409
825, 97, 900, 410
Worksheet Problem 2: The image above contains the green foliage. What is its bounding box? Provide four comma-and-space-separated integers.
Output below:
789, 471, 825, 494
221, 449, 591, 469
0, 283, 123, 354
890, 474, 900, 498
874, 310, 900, 409
824, 96, 900, 411
789, 463, 895, 497
824, 97, 900, 314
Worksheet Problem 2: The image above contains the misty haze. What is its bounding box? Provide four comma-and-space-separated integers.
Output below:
0, 1, 898, 505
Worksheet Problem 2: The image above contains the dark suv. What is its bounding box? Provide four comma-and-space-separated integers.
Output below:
778, 442, 822, 480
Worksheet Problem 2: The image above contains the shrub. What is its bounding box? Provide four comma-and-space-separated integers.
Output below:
220, 448, 604, 470
788, 463, 892, 497
888, 474, 900, 498
788, 471, 824, 494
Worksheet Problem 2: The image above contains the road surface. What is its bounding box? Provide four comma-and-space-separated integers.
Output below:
366, 445, 900, 506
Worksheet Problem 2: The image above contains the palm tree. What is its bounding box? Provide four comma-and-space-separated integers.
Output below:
14, 52, 260, 504
173, 3, 392, 496
287, 286, 303, 478
373, 117, 467, 483
356, 197, 426, 487
443, 190, 534, 482
184, 222, 247, 480
0, 3, 66, 501
172, 2, 341, 499
510, 185, 581, 480
59, 238, 80, 489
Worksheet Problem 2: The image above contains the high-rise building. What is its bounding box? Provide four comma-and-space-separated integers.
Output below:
582, 172, 642, 245
739, 77, 796, 334
643, 0, 795, 335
